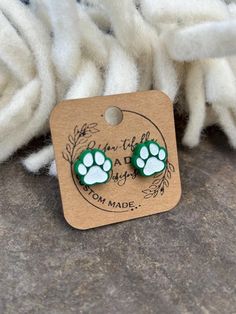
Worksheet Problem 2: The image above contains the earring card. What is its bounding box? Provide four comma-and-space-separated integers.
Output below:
50, 91, 181, 229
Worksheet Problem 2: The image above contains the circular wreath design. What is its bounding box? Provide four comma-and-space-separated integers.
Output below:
62, 111, 175, 212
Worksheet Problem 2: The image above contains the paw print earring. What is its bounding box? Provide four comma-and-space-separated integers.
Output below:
74, 149, 112, 186
131, 141, 167, 177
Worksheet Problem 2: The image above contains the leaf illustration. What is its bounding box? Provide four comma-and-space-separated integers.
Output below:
169, 162, 175, 172
78, 137, 90, 145
62, 152, 70, 162
149, 184, 158, 190
164, 179, 169, 187
167, 169, 171, 179
142, 161, 174, 199
89, 128, 100, 134
68, 135, 74, 145
74, 125, 79, 135
66, 144, 71, 154
152, 178, 162, 185
62, 123, 100, 165
142, 188, 153, 194
88, 122, 97, 128
144, 193, 154, 199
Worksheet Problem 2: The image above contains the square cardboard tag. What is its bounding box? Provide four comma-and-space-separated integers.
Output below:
50, 91, 181, 229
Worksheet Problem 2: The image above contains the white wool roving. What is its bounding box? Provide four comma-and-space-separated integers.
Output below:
182, 62, 206, 148
0, 0, 55, 162
164, 21, 236, 61
0, 0, 235, 176
141, 0, 229, 25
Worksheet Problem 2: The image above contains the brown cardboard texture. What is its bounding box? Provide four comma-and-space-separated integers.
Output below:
50, 91, 181, 229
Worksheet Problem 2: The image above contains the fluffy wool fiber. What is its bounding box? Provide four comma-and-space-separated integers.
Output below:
0, 0, 236, 175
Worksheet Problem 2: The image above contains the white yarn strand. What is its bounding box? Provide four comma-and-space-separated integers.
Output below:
203, 58, 236, 148
141, 0, 229, 25
66, 58, 103, 100
182, 62, 206, 148
44, 0, 81, 96
0, 0, 55, 162
22, 145, 54, 173
152, 36, 183, 102
165, 21, 236, 62
0, 78, 40, 139
104, 39, 138, 95
0, 0, 234, 174
0, 10, 35, 85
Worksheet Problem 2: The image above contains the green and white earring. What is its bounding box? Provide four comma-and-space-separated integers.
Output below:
74, 149, 112, 186
74, 141, 167, 185
131, 141, 167, 177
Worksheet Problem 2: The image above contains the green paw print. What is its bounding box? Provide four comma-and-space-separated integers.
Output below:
131, 141, 167, 176
74, 149, 112, 186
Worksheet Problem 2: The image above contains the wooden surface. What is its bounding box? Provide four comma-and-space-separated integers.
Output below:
51, 91, 181, 229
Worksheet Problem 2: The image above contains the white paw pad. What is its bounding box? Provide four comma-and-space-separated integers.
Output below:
131, 141, 167, 176
74, 149, 112, 186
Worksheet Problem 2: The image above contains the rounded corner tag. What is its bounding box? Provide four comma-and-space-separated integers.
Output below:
50, 91, 181, 230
